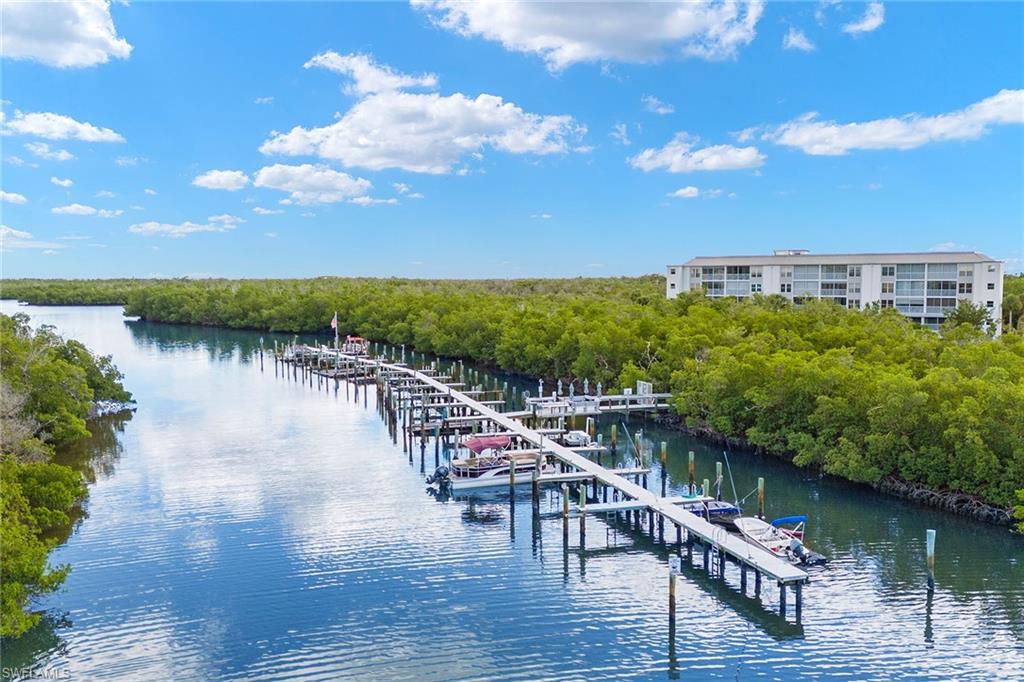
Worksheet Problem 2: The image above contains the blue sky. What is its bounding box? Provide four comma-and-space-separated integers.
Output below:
1, 1, 1022, 278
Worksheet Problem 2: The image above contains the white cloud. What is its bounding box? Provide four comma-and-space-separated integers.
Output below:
260, 53, 584, 174
5, 155, 29, 166
95, 189, 116, 198
51, 203, 123, 217
350, 196, 399, 206
412, 0, 764, 70
763, 89, 1024, 155
192, 169, 250, 191
0, 226, 32, 240
392, 183, 425, 199
783, 27, 815, 51
1, 191, 27, 204
50, 176, 73, 187
254, 96, 275, 105
253, 163, 371, 204
843, 2, 885, 35
642, 95, 674, 115
58, 235, 91, 240
305, 51, 438, 95
0, 225, 65, 250
0, 0, 132, 68
610, 123, 631, 146
208, 214, 245, 226
252, 207, 284, 215
265, 232, 278, 238
629, 132, 765, 172
669, 186, 700, 199
115, 156, 142, 167
928, 241, 973, 253
128, 215, 241, 237
530, 212, 552, 219
25, 142, 75, 161
3, 111, 124, 141
52, 203, 97, 215
144, 188, 157, 195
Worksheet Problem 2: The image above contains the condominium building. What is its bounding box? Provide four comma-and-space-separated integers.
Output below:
665, 250, 1004, 332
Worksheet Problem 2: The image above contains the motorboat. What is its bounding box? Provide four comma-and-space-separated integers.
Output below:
341, 335, 370, 355
733, 516, 828, 567
426, 435, 555, 491
561, 430, 592, 447
679, 498, 742, 527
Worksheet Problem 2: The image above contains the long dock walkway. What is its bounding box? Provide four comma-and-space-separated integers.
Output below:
282, 345, 810, 618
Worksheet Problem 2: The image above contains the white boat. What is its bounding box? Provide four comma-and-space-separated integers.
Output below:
427, 435, 555, 491
561, 430, 592, 447
733, 517, 827, 566
341, 335, 369, 355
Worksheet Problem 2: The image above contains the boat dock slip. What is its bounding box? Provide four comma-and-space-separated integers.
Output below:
280, 345, 810, 618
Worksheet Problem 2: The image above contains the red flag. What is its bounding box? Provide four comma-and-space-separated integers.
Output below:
330, 312, 337, 330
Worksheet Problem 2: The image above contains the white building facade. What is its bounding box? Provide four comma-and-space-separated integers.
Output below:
666, 250, 1004, 333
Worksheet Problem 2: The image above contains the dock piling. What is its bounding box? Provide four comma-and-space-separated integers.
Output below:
926, 529, 936, 591
757, 477, 765, 519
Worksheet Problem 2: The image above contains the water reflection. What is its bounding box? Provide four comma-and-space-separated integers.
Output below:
1, 304, 1020, 680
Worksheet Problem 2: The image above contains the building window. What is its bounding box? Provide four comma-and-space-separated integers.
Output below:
780, 267, 793, 279
881, 265, 895, 277
780, 283, 792, 293
691, 268, 701, 278
959, 269, 973, 278
896, 264, 926, 279
880, 300, 894, 308
847, 299, 860, 309
669, 282, 676, 289
822, 264, 847, 280
850, 284, 861, 294
751, 283, 762, 293
987, 282, 995, 290
958, 282, 972, 294
794, 264, 819, 280
988, 265, 997, 272
881, 282, 894, 294
751, 266, 763, 279
895, 280, 924, 296
927, 263, 957, 278
670, 268, 677, 275
848, 266, 861, 278
987, 301, 994, 308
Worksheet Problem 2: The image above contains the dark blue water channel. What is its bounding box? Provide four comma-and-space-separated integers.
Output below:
2, 304, 1021, 681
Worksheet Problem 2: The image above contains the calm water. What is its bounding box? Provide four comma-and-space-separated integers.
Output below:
2, 304, 1022, 681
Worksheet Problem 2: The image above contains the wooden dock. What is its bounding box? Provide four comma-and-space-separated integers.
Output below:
277, 344, 810, 619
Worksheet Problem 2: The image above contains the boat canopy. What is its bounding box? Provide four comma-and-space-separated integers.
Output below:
463, 435, 511, 454
770, 515, 807, 527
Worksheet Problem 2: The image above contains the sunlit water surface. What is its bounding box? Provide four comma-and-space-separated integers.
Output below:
2, 304, 1021, 681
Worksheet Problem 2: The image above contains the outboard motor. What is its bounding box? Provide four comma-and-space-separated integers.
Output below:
426, 465, 451, 489
789, 538, 828, 567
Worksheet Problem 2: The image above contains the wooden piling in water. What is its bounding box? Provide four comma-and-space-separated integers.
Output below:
757, 477, 765, 519
688, 451, 695, 494
926, 529, 936, 591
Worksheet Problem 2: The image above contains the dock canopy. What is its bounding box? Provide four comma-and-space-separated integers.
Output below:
463, 435, 511, 454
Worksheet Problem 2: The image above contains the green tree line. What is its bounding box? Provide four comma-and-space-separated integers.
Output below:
3, 277, 1023, 525
1, 313, 133, 638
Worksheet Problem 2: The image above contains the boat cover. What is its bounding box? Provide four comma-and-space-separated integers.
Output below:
463, 435, 511, 454
770, 515, 807, 526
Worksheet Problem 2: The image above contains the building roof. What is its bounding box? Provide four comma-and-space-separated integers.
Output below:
671, 251, 1000, 267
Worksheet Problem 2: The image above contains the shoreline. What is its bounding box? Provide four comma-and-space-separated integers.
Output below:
7, 302, 1017, 529
650, 412, 1015, 527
